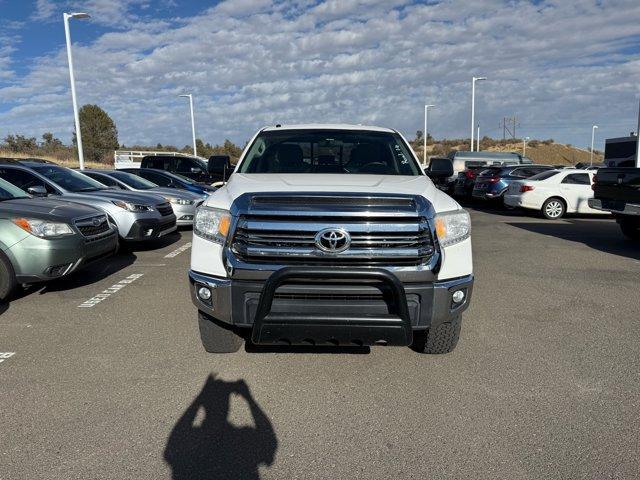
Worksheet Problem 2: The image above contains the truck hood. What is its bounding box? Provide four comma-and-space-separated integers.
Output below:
0, 197, 101, 221
205, 174, 460, 213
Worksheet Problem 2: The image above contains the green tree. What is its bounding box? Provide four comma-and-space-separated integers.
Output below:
73, 104, 119, 163
2, 134, 38, 153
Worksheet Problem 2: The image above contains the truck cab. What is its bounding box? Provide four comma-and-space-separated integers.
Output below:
141, 154, 230, 185
189, 125, 474, 354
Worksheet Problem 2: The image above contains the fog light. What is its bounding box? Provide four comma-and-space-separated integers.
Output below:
198, 286, 212, 301
452, 289, 465, 304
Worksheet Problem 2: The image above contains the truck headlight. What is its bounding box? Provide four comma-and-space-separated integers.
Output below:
166, 197, 194, 206
434, 210, 471, 247
111, 200, 153, 212
12, 218, 75, 238
194, 206, 231, 244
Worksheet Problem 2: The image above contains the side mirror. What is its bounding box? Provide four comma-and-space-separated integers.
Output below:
426, 160, 454, 179
27, 185, 48, 197
208, 155, 231, 181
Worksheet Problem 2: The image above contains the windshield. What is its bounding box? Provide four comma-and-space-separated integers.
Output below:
529, 170, 560, 181
110, 171, 157, 190
0, 177, 29, 200
239, 130, 422, 175
32, 166, 107, 192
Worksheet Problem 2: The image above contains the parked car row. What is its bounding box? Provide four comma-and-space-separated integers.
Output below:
427, 155, 609, 220
0, 157, 217, 302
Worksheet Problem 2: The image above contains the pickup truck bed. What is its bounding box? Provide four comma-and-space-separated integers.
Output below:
590, 167, 640, 240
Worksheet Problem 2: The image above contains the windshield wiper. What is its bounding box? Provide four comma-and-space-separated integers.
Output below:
76, 187, 104, 192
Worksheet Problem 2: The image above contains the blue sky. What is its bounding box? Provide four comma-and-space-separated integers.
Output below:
1, 0, 639, 150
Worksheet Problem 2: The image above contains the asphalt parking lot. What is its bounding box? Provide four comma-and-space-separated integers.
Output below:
1, 207, 639, 479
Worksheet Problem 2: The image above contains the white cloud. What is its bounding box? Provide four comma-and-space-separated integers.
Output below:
2, 0, 640, 148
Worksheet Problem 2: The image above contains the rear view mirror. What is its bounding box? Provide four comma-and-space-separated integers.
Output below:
426, 159, 454, 179
190, 167, 203, 174
208, 155, 232, 181
27, 186, 47, 197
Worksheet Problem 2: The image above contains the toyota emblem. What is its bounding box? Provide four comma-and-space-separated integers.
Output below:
92, 217, 101, 226
314, 228, 351, 253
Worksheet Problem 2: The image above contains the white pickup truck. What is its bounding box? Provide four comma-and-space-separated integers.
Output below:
189, 124, 473, 354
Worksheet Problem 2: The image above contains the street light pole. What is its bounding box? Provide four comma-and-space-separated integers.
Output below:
423, 104, 435, 165
523, 136, 530, 156
636, 99, 640, 168
471, 76, 486, 152
476, 124, 480, 152
63, 12, 90, 169
179, 94, 197, 156
590, 125, 598, 166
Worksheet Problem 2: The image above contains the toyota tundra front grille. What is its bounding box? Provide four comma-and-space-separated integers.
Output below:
231, 215, 435, 266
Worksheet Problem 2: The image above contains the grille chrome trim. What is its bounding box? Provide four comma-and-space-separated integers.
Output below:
156, 202, 173, 216
74, 214, 111, 238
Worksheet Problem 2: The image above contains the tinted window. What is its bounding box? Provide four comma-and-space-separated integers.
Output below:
137, 170, 172, 187
175, 158, 203, 173
239, 130, 421, 175
110, 171, 157, 190
479, 167, 503, 177
529, 170, 560, 181
0, 168, 57, 194
86, 172, 119, 187
0, 177, 29, 199
562, 173, 590, 185
144, 157, 169, 169
31, 166, 107, 193
509, 168, 529, 178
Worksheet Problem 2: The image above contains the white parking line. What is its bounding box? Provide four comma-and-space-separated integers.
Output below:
164, 242, 192, 258
0, 352, 15, 364
77, 274, 144, 308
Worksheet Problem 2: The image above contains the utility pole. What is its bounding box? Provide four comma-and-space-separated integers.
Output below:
501, 116, 519, 140
476, 124, 480, 152
590, 125, 597, 166
636, 98, 640, 168
423, 104, 435, 165
63, 12, 90, 169
470, 77, 486, 151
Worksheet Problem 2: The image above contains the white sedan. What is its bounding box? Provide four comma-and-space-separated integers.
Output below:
504, 169, 609, 219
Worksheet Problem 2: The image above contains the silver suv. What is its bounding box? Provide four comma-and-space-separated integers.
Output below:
0, 161, 176, 242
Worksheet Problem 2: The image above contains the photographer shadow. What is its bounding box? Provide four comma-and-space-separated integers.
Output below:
164, 375, 277, 480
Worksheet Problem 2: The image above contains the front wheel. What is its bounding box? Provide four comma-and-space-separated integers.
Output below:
619, 218, 640, 241
0, 252, 17, 302
413, 315, 462, 354
541, 197, 566, 219
198, 311, 244, 353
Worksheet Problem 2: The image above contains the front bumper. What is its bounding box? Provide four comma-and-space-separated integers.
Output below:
10, 229, 118, 284
189, 269, 474, 333
589, 198, 640, 216
124, 215, 177, 240
173, 202, 202, 225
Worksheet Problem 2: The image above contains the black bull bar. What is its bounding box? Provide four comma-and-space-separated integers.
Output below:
251, 267, 413, 346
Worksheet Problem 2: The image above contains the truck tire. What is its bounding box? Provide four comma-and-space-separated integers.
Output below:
198, 311, 244, 353
619, 218, 640, 241
415, 315, 462, 354
0, 252, 17, 302
541, 197, 566, 219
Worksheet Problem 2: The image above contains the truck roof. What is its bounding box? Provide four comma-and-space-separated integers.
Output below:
261, 124, 396, 133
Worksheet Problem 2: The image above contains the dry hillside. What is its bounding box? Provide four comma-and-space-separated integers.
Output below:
414, 140, 603, 166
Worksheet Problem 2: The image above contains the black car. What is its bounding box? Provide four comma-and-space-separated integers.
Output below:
120, 168, 217, 196
140, 154, 231, 184
453, 165, 490, 198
